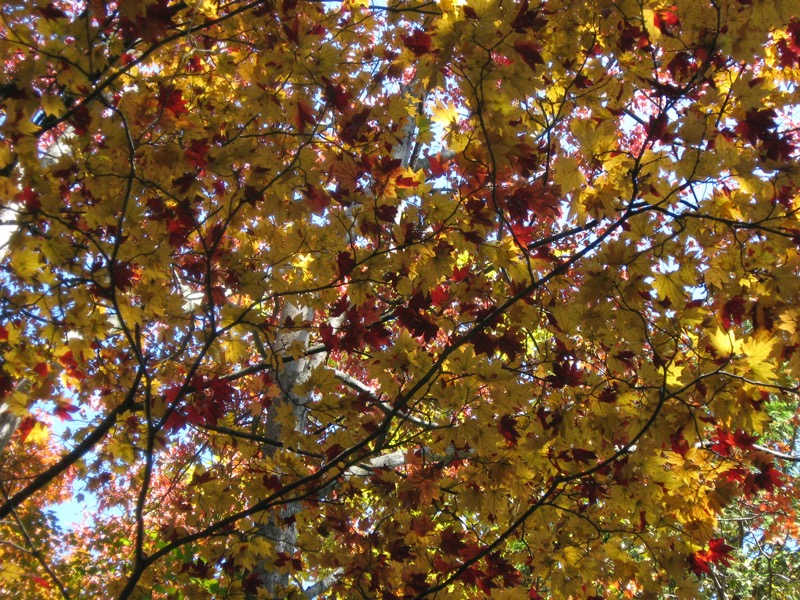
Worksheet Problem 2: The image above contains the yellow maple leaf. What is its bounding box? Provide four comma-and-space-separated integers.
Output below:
707, 328, 740, 359
738, 333, 777, 381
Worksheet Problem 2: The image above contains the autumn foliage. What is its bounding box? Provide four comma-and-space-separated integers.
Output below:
1, 0, 800, 598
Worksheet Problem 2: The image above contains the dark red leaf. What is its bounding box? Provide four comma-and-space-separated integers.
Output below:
158, 85, 188, 116
296, 99, 315, 133
17, 187, 41, 213
120, 0, 182, 44
54, 403, 79, 421
395, 175, 418, 189
439, 527, 467, 556
452, 265, 470, 282
618, 21, 650, 52
471, 331, 496, 356
323, 78, 352, 112
732, 430, 759, 448
745, 463, 783, 494
497, 414, 519, 445
395, 306, 438, 341
546, 361, 584, 388
336, 251, 356, 277
402, 30, 435, 56
514, 39, 544, 71
374, 204, 398, 222
572, 448, 598, 464
339, 107, 371, 145
462, 6, 479, 19
185, 139, 210, 169
512, 0, 547, 32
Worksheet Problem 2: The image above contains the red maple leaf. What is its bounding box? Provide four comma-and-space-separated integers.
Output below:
339, 106, 371, 145
336, 251, 356, 277
17, 416, 37, 443
322, 77, 352, 112
721, 295, 746, 329
430, 285, 450, 307
777, 20, 800, 67
37, 3, 68, 21
395, 306, 438, 341
497, 414, 519, 445
295, 99, 315, 133
572, 448, 598, 464
514, 39, 544, 71
402, 30, 435, 56
54, 403, 80, 421
618, 21, 650, 52
303, 184, 330, 214
745, 462, 783, 494
395, 175, 418, 189
184, 138, 210, 169
158, 85, 189, 116
653, 6, 680, 36
512, 0, 547, 32
733, 430, 759, 449
689, 538, 734, 575
510, 224, 536, 246
425, 152, 448, 177
439, 527, 467, 556
17, 187, 41, 213
120, 0, 183, 44
706, 538, 734, 567
546, 361, 584, 388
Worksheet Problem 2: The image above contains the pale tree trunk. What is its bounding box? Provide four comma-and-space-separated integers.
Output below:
0, 403, 20, 456
249, 304, 323, 599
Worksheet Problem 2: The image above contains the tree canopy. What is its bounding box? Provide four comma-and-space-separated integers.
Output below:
1, 0, 800, 598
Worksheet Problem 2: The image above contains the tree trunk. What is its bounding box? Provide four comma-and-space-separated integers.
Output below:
249, 304, 322, 598
0, 403, 20, 456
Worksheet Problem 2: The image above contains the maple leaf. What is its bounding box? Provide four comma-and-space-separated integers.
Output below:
120, 0, 183, 44
336, 251, 356, 277
514, 39, 544, 71
54, 403, 79, 421
158, 85, 189, 116
17, 416, 37, 443
395, 306, 438, 342
721, 295, 747, 329
184, 139, 210, 169
439, 527, 467, 556
512, 0, 547, 32
402, 30, 435, 56
17, 186, 41, 213
339, 106, 371, 145
36, 4, 68, 21
690, 538, 734, 576
497, 414, 519, 445
546, 361, 584, 388
572, 448, 598, 465
745, 460, 784, 495
295, 99, 315, 133
653, 7, 680, 36
323, 77, 352, 112
777, 20, 800, 67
